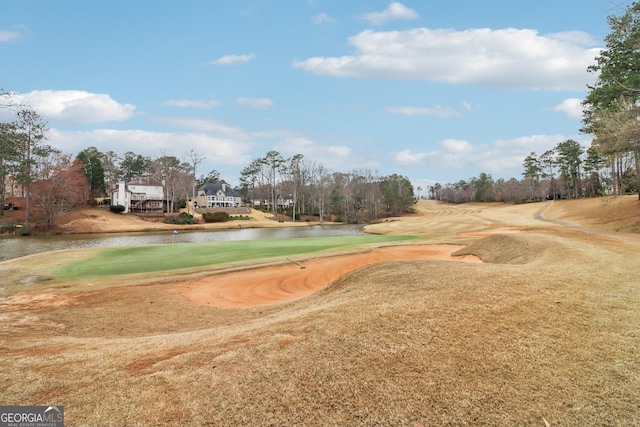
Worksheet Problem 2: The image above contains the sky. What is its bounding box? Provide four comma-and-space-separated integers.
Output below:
0, 0, 625, 190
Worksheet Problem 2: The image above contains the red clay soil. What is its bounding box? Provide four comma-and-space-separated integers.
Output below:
174, 244, 481, 308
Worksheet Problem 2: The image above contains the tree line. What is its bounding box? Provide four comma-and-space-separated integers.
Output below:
429, 139, 609, 204
238, 150, 415, 222
0, 103, 415, 227
69, 145, 417, 224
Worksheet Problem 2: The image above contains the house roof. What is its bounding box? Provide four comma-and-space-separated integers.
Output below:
199, 183, 240, 197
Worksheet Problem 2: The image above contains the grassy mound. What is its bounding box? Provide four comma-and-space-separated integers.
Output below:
452, 233, 553, 264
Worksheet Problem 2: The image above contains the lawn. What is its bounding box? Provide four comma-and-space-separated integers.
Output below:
54, 234, 419, 279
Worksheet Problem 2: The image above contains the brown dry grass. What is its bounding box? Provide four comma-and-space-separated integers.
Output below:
1, 197, 640, 426
53, 206, 312, 234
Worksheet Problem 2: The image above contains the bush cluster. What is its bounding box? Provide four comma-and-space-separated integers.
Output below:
164, 212, 194, 225
202, 212, 230, 223
109, 205, 126, 213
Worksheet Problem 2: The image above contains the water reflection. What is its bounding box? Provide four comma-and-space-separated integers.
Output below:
0, 225, 366, 262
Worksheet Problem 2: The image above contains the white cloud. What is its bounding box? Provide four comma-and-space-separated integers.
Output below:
393, 134, 581, 179
293, 27, 601, 90
159, 117, 248, 136
41, 112, 379, 184
209, 53, 255, 65
312, 12, 335, 24
0, 29, 22, 42
13, 90, 135, 124
278, 137, 315, 152
554, 98, 583, 119
162, 99, 220, 109
277, 137, 351, 157
236, 97, 273, 109
441, 138, 474, 154
548, 31, 598, 46
361, 2, 419, 26
48, 127, 254, 168
394, 148, 433, 164
327, 145, 352, 158
274, 136, 355, 169
387, 105, 462, 118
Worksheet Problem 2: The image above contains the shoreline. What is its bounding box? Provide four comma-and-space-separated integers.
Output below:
33, 206, 343, 235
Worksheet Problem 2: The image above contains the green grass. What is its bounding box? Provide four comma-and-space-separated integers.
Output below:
54, 235, 419, 280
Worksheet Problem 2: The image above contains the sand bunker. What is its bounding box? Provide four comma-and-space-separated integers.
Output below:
174, 244, 481, 308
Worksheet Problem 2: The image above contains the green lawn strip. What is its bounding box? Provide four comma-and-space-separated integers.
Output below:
54, 235, 419, 280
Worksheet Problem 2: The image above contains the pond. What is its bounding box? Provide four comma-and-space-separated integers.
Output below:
0, 225, 367, 262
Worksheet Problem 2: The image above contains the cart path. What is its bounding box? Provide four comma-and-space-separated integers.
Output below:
535, 201, 640, 245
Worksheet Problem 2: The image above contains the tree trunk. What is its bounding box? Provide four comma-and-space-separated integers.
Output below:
635, 146, 640, 200
617, 155, 623, 195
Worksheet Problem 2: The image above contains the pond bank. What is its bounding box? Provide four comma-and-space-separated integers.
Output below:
51, 207, 331, 234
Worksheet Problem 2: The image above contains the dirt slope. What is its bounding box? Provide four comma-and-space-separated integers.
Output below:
52, 206, 309, 233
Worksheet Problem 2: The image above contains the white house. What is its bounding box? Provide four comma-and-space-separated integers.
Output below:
196, 183, 242, 208
111, 177, 165, 214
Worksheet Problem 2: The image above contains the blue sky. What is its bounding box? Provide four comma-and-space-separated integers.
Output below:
0, 0, 621, 189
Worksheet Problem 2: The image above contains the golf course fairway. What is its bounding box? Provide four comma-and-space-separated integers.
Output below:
53, 234, 420, 280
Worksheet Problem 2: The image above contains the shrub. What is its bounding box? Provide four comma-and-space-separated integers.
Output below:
109, 205, 126, 213
164, 212, 194, 225
1, 224, 17, 234
18, 226, 32, 236
202, 212, 230, 223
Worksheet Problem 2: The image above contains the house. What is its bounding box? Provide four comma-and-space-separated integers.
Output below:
196, 183, 242, 208
111, 177, 165, 214
247, 194, 294, 211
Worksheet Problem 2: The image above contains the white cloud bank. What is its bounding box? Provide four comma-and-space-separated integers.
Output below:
361, 2, 419, 25
13, 90, 135, 124
46, 119, 364, 181
48, 127, 254, 169
393, 134, 587, 179
294, 27, 601, 90
274, 136, 360, 171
